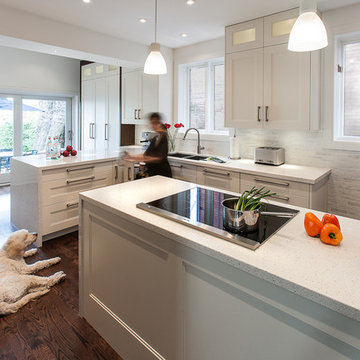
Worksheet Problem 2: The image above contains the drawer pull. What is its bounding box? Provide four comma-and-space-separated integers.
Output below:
272, 195, 290, 202
254, 178, 290, 187
66, 202, 79, 208
203, 169, 230, 177
171, 164, 183, 169
67, 166, 95, 173
66, 176, 95, 185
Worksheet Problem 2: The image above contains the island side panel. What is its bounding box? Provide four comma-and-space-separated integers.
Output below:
80, 200, 183, 360
10, 158, 40, 235
79, 198, 360, 360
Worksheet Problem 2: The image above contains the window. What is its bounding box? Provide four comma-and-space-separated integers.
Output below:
335, 37, 360, 142
0, 95, 72, 183
179, 58, 226, 133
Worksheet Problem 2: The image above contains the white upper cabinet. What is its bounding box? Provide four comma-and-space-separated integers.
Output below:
225, 48, 264, 129
81, 63, 120, 151
226, 18, 264, 53
225, 8, 320, 131
122, 68, 159, 125
263, 44, 310, 130
263, 9, 298, 47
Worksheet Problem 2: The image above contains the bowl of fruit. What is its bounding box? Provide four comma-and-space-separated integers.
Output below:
61, 145, 77, 158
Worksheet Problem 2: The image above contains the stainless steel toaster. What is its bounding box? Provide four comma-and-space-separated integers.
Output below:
254, 147, 285, 166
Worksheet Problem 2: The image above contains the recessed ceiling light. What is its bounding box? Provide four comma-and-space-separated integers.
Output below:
138, 17, 147, 23
83, 0, 91, 3
180, 33, 188, 38
186, 0, 195, 5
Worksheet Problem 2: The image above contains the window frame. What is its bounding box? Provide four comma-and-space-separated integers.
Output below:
179, 57, 228, 135
334, 34, 360, 144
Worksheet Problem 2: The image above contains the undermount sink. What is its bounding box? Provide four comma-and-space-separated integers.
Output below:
168, 152, 192, 158
186, 155, 208, 161
169, 153, 208, 161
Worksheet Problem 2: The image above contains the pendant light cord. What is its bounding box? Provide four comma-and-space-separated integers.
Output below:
154, 0, 158, 43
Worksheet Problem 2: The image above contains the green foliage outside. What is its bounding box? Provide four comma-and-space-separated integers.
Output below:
0, 121, 37, 152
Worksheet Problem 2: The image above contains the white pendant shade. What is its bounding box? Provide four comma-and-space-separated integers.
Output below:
144, 42, 167, 75
288, 0, 328, 52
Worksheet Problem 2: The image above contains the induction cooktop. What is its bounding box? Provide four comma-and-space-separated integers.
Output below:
136, 187, 299, 250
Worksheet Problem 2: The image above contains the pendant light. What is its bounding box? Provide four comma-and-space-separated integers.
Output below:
144, 0, 167, 75
288, 0, 328, 52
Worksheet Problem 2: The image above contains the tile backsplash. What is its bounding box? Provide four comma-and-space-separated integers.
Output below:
175, 129, 360, 219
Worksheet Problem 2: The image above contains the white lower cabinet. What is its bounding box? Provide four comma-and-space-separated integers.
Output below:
11, 158, 126, 247
196, 167, 240, 193
169, 161, 197, 183
240, 173, 310, 208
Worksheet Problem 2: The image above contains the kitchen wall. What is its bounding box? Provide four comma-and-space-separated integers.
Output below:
173, 4, 360, 220
0, 45, 80, 95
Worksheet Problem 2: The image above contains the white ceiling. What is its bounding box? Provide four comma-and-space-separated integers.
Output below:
0, 0, 358, 48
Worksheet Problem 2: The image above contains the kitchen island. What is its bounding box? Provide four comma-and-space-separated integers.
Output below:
79, 176, 360, 360
10, 147, 141, 246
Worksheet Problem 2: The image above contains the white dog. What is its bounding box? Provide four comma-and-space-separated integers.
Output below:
0, 229, 66, 315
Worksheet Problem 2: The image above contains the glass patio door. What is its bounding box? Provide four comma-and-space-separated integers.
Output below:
0, 95, 72, 185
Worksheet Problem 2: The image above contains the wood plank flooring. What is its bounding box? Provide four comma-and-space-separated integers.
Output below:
0, 186, 123, 360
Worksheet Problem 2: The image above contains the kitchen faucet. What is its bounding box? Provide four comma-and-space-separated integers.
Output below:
182, 128, 205, 154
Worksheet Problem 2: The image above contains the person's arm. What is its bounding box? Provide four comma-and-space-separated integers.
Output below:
124, 153, 164, 163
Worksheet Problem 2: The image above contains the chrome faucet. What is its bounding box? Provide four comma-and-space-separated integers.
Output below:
182, 128, 205, 154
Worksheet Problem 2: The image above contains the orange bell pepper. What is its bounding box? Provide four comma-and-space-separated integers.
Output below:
322, 214, 341, 230
320, 224, 343, 246
304, 212, 323, 237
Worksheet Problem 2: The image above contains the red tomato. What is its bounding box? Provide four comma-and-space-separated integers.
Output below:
322, 214, 340, 230
63, 150, 69, 157
66, 145, 73, 152
71, 150, 77, 156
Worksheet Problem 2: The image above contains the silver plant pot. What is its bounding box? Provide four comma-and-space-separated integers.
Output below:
222, 198, 296, 233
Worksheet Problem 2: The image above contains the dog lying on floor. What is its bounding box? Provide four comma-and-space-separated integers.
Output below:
0, 229, 66, 315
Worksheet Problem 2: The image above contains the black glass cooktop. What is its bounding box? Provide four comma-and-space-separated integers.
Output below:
137, 187, 299, 250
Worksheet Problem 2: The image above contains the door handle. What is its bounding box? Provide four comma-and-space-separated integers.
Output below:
67, 166, 94, 172
271, 195, 290, 202
128, 167, 132, 181
134, 109, 138, 120
66, 202, 79, 208
254, 178, 290, 187
138, 109, 141, 119
89, 123, 92, 139
105, 123, 109, 140
115, 165, 119, 181
257, 106, 261, 122
171, 164, 183, 169
66, 176, 95, 185
265, 106, 269, 122
203, 169, 230, 177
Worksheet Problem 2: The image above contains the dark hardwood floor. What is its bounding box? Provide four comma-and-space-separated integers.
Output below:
0, 186, 123, 360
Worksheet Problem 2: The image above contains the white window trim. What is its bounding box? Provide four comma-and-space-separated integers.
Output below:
323, 25, 360, 152
178, 57, 229, 137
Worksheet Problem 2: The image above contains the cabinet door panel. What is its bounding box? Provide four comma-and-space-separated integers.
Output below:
264, 44, 310, 130
82, 80, 96, 151
264, 9, 298, 47
226, 18, 264, 53
107, 74, 120, 148
95, 77, 107, 150
169, 161, 197, 183
225, 49, 264, 128
142, 74, 159, 119
197, 167, 240, 193
122, 70, 141, 124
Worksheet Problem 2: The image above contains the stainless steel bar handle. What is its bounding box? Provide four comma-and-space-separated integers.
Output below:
115, 165, 119, 180
203, 169, 230, 177
89, 123, 92, 139
90, 123, 95, 139
265, 106, 269, 122
128, 167, 132, 181
138, 109, 141, 119
66, 176, 95, 185
171, 164, 183, 169
254, 178, 290, 187
261, 211, 294, 217
66, 202, 79, 208
257, 106, 261, 122
67, 166, 94, 173
105, 123, 109, 140
271, 195, 290, 202
134, 109, 137, 120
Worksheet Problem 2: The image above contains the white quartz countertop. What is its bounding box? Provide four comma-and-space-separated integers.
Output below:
80, 176, 360, 321
10, 146, 142, 170
168, 154, 331, 185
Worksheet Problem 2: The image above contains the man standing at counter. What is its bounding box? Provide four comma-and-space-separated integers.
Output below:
124, 112, 172, 178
